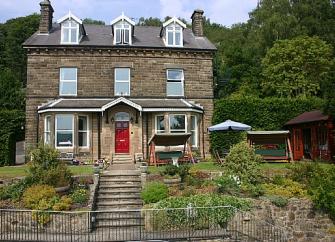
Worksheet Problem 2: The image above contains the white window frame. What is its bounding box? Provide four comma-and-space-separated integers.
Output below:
55, 114, 74, 149
155, 115, 165, 134
114, 68, 130, 96
59, 68, 77, 96
166, 69, 184, 96
113, 20, 132, 45
44, 115, 51, 145
190, 115, 198, 148
165, 24, 183, 47
78, 115, 89, 148
169, 114, 187, 133
61, 20, 80, 45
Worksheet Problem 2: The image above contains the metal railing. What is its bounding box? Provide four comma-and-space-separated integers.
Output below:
0, 206, 288, 241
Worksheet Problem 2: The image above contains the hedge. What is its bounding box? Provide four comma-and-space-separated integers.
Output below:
210, 97, 324, 151
0, 110, 25, 166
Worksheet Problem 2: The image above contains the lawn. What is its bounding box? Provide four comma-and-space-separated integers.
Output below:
0, 165, 94, 179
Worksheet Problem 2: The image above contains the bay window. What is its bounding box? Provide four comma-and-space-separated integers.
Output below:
169, 114, 186, 133
155, 115, 165, 133
44, 116, 51, 145
190, 115, 198, 147
55, 115, 74, 148
79, 116, 88, 147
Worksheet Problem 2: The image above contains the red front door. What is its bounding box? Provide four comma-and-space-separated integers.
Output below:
293, 128, 303, 160
115, 121, 129, 153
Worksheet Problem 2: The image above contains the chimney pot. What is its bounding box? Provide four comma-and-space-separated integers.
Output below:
191, 9, 204, 37
39, 0, 54, 34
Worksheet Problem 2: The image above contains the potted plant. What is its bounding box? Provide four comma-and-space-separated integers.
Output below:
140, 161, 148, 173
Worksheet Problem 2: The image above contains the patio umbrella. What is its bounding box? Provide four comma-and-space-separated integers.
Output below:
208, 119, 251, 132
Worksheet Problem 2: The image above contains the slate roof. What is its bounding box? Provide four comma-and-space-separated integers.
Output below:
285, 110, 329, 126
23, 24, 216, 51
38, 98, 203, 112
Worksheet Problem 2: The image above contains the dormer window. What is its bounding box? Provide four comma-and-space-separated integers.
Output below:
162, 17, 186, 47
61, 20, 79, 44
114, 21, 131, 45
57, 11, 85, 45
111, 13, 135, 45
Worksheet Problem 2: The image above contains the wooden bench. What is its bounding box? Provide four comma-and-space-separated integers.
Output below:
255, 149, 288, 160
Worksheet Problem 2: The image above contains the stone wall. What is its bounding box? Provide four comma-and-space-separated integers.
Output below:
253, 198, 335, 242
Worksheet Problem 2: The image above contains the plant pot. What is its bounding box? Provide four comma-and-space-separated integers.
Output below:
140, 165, 148, 173
163, 176, 181, 186
55, 184, 70, 193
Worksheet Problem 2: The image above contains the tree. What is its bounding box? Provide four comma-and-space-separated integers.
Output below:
261, 36, 334, 98
82, 18, 105, 25
137, 17, 162, 26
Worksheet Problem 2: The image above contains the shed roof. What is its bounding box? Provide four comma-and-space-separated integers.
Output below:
285, 110, 329, 126
247, 131, 290, 135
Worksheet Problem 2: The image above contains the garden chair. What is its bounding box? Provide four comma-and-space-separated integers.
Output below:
214, 150, 225, 166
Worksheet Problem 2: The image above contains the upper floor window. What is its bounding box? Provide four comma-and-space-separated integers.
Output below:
57, 11, 84, 45
111, 13, 135, 45
115, 68, 130, 96
60, 68, 77, 96
55, 114, 74, 148
162, 17, 186, 47
167, 69, 184, 96
155, 115, 165, 134
169, 114, 186, 133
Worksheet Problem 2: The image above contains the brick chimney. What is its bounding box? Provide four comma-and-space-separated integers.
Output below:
39, 0, 54, 34
191, 9, 204, 37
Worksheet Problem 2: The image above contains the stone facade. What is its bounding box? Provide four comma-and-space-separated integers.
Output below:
25, 48, 214, 160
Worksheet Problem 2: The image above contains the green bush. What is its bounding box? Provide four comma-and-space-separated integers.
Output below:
177, 165, 190, 182
223, 141, 263, 184
27, 144, 72, 187
216, 175, 240, 195
211, 97, 324, 150
261, 178, 307, 198
145, 194, 251, 231
0, 177, 34, 201
23, 185, 57, 210
160, 164, 179, 177
70, 188, 89, 204
241, 183, 265, 197
0, 110, 25, 166
267, 195, 289, 207
141, 182, 169, 204
52, 196, 72, 211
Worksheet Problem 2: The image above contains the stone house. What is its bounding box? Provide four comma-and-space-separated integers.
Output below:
23, 0, 216, 162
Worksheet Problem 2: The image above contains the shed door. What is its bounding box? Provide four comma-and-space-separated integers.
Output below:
293, 128, 303, 160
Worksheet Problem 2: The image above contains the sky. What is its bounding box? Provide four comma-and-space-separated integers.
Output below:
0, 0, 259, 26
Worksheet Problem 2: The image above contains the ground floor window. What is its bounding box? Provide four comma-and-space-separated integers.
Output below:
44, 116, 51, 145
55, 114, 74, 148
155, 115, 165, 133
79, 116, 89, 147
169, 114, 186, 133
318, 126, 328, 149
190, 115, 198, 147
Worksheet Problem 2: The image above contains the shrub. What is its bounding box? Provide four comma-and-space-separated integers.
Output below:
223, 141, 263, 184
160, 164, 179, 177
216, 175, 240, 195
141, 182, 169, 204
178, 165, 190, 182
70, 188, 89, 204
0, 177, 34, 201
52, 196, 72, 211
241, 183, 265, 197
267, 195, 289, 207
288, 162, 321, 183
145, 194, 251, 231
23, 185, 57, 210
262, 179, 307, 198
27, 144, 72, 187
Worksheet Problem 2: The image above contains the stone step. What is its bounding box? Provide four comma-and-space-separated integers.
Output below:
97, 188, 141, 194
96, 200, 143, 207
94, 212, 142, 220
99, 183, 141, 189
95, 204, 142, 210
97, 194, 141, 200
99, 177, 141, 183
102, 170, 141, 176
94, 220, 143, 228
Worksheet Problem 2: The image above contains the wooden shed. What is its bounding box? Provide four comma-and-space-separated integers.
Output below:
285, 110, 334, 161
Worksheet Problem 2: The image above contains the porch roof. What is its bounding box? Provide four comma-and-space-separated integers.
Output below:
285, 110, 329, 126
37, 97, 204, 113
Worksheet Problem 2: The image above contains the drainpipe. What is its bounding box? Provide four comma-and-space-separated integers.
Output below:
146, 113, 149, 160
97, 113, 101, 160
202, 113, 205, 159
36, 113, 40, 144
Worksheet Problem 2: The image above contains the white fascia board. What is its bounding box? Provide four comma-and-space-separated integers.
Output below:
142, 108, 203, 113
163, 17, 187, 28
38, 108, 102, 114
110, 13, 135, 26
57, 11, 83, 24
101, 97, 142, 112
